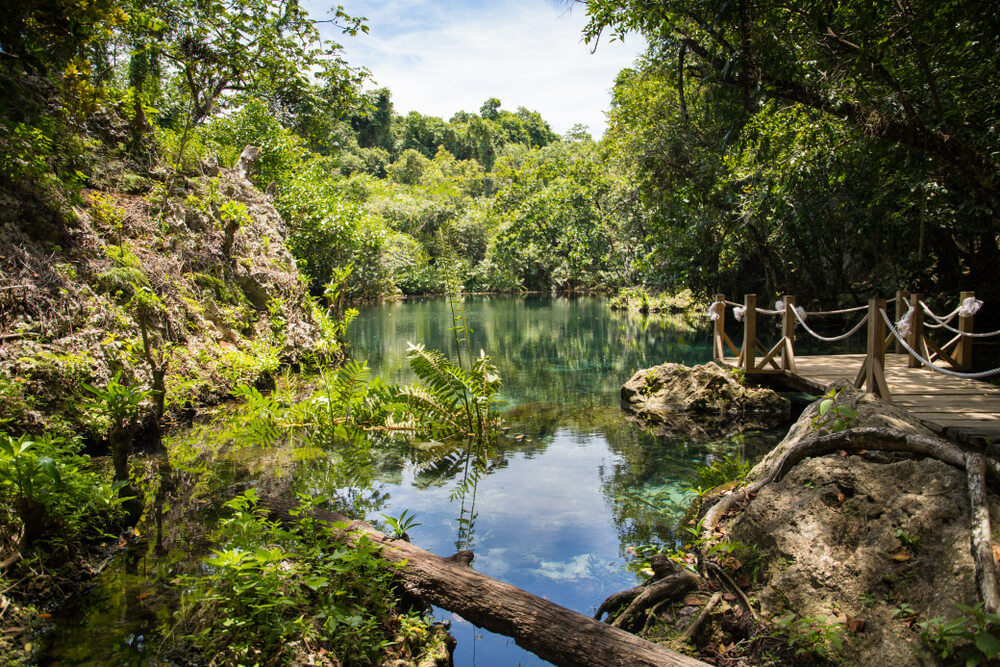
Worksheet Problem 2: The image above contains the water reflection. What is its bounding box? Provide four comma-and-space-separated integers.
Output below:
348, 295, 788, 667
349, 294, 712, 408
41, 295, 786, 667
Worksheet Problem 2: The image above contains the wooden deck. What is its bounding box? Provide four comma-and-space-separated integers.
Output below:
722, 353, 1000, 445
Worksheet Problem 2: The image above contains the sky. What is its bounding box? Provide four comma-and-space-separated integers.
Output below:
304, 0, 647, 137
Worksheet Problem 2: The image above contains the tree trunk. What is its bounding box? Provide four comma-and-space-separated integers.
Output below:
262, 497, 709, 667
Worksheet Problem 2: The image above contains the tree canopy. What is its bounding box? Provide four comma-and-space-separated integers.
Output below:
585, 0, 1000, 298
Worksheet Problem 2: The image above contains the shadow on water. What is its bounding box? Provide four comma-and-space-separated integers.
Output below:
39, 294, 792, 666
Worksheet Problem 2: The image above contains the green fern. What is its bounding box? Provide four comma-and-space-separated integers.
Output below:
231, 384, 284, 447
402, 342, 501, 442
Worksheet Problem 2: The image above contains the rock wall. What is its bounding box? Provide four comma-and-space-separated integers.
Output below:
0, 153, 329, 439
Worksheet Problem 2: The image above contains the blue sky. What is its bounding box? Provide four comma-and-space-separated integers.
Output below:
305, 0, 646, 136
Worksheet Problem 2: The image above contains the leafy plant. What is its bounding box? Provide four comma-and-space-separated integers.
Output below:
178, 489, 435, 665
380, 509, 421, 539
84, 371, 149, 484
919, 603, 1000, 665
220, 200, 252, 257
773, 614, 845, 659
691, 453, 752, 491
812, 388, 858, 433
0, 431, 127, 549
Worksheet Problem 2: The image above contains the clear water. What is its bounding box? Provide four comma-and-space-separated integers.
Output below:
39, 294, 787, 665
346, 295, 782, 666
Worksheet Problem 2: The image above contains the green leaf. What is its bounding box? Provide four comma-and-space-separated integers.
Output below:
974, 630, 1000, 658
818, 398, 833, 416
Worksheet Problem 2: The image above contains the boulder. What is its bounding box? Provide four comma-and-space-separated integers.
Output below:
749, 379, 935, 481
620, 362, 789, 436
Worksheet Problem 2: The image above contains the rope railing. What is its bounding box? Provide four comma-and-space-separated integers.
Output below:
791, 306, 869, 343
919, 296, 981, 322
716, 298, 889, 320
915, 300, 1000, 339
880, 308, 1000, 380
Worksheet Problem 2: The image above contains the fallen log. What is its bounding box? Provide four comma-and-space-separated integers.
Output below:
262, 496, 708, 667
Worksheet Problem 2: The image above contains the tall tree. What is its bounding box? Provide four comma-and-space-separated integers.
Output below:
584, 0, 1000, 295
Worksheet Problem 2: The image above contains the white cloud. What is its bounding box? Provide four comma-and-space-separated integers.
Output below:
306, 0, 646, 136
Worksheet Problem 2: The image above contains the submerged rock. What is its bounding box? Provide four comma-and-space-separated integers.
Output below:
620, 362, 789, 437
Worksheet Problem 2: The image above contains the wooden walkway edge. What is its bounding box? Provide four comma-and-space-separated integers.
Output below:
721, 353, 1000, 445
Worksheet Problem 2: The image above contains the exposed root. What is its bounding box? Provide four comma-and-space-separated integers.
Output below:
698, 426, 1000, 613
678, 591, 722, 643
967, 452, 1000, 613
707, 562, 759, 624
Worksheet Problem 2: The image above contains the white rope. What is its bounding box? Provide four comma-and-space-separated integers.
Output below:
733, 306, 746, 322
879, 309, 1000, 379
707, 301, 725, 321
723, 299, 881, 316
917, 299, 1000, 339
791, 305, 869, 342
808, 304, 870, 315
918, 299, 961, 326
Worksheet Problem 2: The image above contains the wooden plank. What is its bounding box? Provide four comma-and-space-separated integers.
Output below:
909, 414, 1000, 426
738, 351, 1000, 443
895, 394, 1000, 412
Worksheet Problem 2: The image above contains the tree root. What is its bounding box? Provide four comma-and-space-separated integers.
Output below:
609, 570, 702, 632
698, 426, 1000, 612
679, 591, 722, 643
707, 562, 759, 624
967, 452, 1000, 613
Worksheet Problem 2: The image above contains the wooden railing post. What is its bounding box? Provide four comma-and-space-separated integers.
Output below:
739, 294, 757, 372
865, 298, 891, 399
957, 290, 975, 371
781, 294, 797, 371
712, 293, 726, 362
908, 293, 924, 369
894, 289, 909, 354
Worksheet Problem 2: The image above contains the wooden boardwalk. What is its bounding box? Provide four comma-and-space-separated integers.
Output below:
722, 353, 1000, 445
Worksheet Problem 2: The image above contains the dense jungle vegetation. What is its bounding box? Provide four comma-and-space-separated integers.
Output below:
1, 0, 998, 664
3, 0, 996, 303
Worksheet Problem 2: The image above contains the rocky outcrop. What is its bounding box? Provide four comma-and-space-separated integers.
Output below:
748, 379, 935, 480
620, 362, 789, 436
725, 385, 999, 665
0, 148, 328, 439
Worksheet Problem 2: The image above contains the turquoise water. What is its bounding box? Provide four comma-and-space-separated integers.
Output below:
346, 295, 783, 666
38, 294, 786, 665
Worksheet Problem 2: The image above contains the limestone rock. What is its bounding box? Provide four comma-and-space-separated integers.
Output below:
749, 380, 935, 481
620, 362, 789, 436
729, 388, 996, 665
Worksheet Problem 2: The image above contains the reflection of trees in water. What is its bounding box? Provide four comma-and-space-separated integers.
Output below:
348, 295, 784, 560
349, 295, 714, 408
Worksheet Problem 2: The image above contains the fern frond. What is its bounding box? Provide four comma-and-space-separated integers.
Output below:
327, 359, 370, 420
405, 342, 473, 403
396, 384, 466, 438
